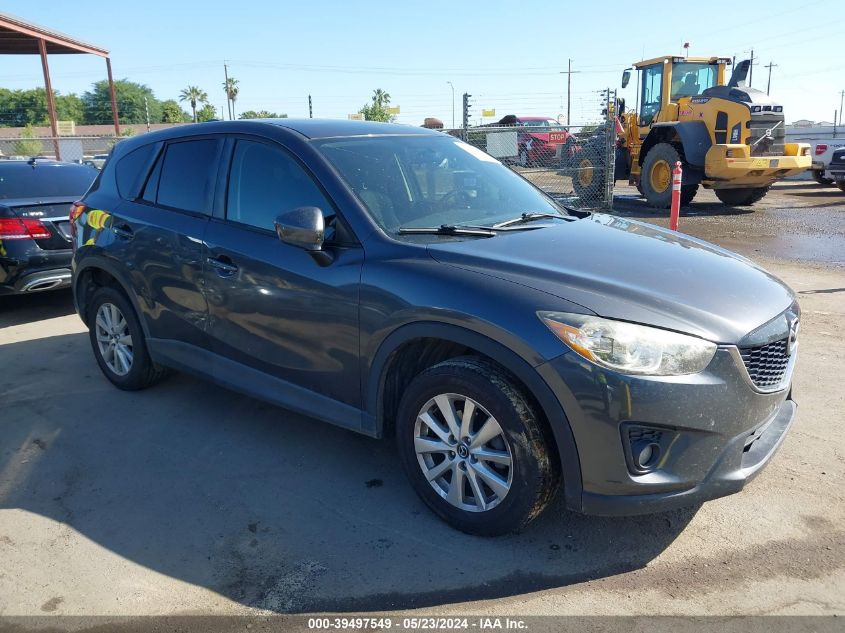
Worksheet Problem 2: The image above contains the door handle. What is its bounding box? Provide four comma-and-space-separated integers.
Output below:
207, 256, 238, 276
113, 224, 134, 240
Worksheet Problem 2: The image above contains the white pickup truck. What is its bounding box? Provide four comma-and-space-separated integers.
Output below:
811, 139, 845, 184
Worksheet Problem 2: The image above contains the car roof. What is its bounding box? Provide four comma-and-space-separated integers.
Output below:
0, 159, 90, 169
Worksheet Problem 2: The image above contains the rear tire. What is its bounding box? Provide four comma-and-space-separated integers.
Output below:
812, 170, 834, 185
837, 181, 845, 192
714, 186, 770, 206
571, 149, 604, 202
87, 286, 168, 391
641, 143, 682, 209
396, 356, 559, 536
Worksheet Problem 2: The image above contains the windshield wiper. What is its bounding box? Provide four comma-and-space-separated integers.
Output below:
492, 212, 575, 228
398, 224, 497, 237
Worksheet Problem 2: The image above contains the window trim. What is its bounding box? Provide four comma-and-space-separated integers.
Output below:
218, 134, 357, 245
137, 135, 225, 218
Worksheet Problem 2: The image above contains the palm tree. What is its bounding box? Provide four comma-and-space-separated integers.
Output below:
372, 88, 391, 108
223, 77, 239, 120
179, 85, 208, 123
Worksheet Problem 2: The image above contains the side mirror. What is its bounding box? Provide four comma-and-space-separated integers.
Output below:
621, 68, 632, 89
274, 206, 333, 266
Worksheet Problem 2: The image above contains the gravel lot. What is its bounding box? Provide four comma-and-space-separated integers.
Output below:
1, 180, 843, 618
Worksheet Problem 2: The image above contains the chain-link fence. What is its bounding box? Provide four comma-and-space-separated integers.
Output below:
440, 89, 619, 210
0, 135, 119, 165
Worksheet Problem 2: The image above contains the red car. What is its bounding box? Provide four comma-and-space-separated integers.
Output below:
511, 116, 575, 167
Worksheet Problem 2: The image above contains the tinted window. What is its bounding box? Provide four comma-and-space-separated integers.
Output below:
156, 138, 220, 213
115, 144, 157, 199
226, 140, 334, 232
0, 163, 97, 200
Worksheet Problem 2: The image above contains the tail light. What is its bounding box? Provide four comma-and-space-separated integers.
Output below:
70, 201, 87, 222
0, 218, 51, 240
815, 144, 828, 156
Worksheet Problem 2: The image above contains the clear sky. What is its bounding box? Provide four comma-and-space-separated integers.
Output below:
2, 0, 842, 126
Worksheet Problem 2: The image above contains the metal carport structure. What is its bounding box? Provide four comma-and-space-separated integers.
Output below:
0, 12, 120, 159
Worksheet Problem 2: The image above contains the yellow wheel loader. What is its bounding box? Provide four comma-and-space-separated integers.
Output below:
616, 56, 810, 208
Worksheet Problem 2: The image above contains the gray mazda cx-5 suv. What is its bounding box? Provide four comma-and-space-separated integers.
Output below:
71, 120, 799, 535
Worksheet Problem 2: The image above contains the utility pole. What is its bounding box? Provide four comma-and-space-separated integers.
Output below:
447, 81, 455, 128
744, 49, 757, 87
764, 61, 777, 95
839, 90, 844, 127
308, 94, 313, 119
143, 96, 150, 132
223, 62, 231, 120
559, 59, 581, 127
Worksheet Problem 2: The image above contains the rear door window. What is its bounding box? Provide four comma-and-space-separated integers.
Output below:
155, 138, 222, 214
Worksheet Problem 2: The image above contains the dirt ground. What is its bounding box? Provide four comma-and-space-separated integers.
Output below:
0, 180, 843, 620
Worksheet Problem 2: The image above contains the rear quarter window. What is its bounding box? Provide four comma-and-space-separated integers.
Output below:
115, 143, 158, 199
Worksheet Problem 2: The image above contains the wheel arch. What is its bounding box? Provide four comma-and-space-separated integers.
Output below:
74, 259, 150, 337
366, 321, 583, 509
640, 121, 712, 168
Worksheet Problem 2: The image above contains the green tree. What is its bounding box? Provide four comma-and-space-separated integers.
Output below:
238, 110, 286, 119
222, 77, 239, 120
0, 88, 47, 127
178, 85, 208, 122
55, 93, 84, 124
196, 103, 218, 122
358, 88, 394, 122
13, 124, 43, 156
161, 99, 189, 123
82, 79, 162, 125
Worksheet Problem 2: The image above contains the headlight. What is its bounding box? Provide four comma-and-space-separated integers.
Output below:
538, 311, 717, 376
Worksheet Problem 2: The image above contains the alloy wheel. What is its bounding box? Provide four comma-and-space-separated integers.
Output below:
414, 393, 513, 512
94, 302, 134, 376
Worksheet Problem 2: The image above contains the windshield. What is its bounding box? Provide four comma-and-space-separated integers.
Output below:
0, 163, 97, 200
671, 62, 718, 100
314, 135, 564, 232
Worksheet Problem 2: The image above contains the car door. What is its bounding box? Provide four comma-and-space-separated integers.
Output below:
202, 136, 364, 425
111, 136, 223, 349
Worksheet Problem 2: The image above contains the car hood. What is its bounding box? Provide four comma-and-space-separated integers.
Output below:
426, 214, 796, 343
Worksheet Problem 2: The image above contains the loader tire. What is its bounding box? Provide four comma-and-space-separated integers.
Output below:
714, 187, 770, 206
681, 184, 698, 206
641, 143, 682, 209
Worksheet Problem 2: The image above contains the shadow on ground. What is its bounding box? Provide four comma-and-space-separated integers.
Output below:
0, 290, 76, 328
611, 195, 755, 219
0, 331, 697, 613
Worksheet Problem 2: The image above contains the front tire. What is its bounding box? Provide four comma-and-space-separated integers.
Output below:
641, 143, 682, 208
87, 286, 168, 390
396, 357, 559, 536
714, 186, 770, 206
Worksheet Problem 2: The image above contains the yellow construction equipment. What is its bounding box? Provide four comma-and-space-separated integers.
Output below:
616, 56, 810, 207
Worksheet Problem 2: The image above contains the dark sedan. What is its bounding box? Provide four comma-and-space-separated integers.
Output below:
0, 159, 98, 294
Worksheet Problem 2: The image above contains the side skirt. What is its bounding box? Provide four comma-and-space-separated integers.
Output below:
147, 338, 367, 436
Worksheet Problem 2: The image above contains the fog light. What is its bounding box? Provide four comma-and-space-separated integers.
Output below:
633, 441, 660, 469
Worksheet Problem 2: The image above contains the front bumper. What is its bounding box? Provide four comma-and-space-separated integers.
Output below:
536, 344, 796, 516
704, 144, 811, 186
581, 397, 795, 515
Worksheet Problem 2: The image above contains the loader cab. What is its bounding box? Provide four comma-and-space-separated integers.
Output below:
632, 56, 730, 130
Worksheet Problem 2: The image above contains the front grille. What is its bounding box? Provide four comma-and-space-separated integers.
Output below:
747, 115, 785, 157
739, 338, 790, 389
